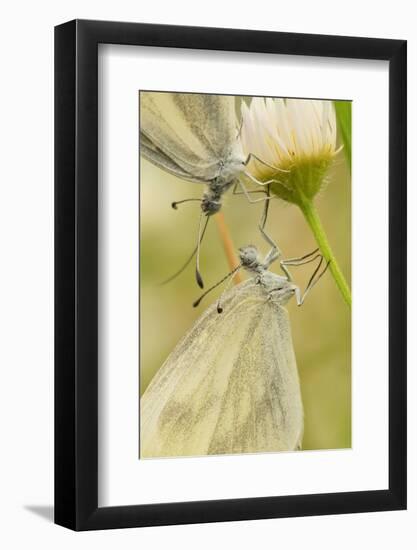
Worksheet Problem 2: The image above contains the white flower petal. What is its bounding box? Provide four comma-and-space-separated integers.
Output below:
240, 96, 338, 180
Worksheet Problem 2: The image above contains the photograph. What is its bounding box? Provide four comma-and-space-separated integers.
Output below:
139, 91, 352, 459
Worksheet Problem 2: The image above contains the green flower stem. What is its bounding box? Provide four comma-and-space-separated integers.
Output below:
298, 198, 351, 308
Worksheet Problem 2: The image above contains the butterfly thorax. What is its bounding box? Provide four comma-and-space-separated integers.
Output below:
200, 148, 245, 215
239, 245, 296, 305
256, 272, 296, 305
216, 154, 245, 183
201, 178, 236, 215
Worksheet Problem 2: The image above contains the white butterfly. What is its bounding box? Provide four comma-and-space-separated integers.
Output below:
140, 229, 328, 458
140, 91, 280, 287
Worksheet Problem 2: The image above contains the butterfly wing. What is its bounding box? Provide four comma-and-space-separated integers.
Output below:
140, 280, 303, 458
140, 132, 205, 184
140, 92, 239, 182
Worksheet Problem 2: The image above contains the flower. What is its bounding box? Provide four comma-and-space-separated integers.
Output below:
240, 97, 351, 307
241, 97, 340, 204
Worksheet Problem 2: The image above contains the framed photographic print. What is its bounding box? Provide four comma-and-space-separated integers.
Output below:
55, 19, 406, 530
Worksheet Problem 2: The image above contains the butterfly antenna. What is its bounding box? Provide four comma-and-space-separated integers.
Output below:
159, 215, 209, 286
171, 198, 202, 210
195, 213, 210, 289
193, 265, 241, 308
216, 268, 242, 313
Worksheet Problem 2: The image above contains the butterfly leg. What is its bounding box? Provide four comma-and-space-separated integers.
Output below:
232, 182, 268, 196
244, 152, 289, 174
260, 184, 270, 230
232, 181, 271, 229
279, 248, 321, 282
257, 224, 292, 278
281, 249, 321, 265
243, 171, 285, 188
237, 179, 277, 204
293, 256, 331, 306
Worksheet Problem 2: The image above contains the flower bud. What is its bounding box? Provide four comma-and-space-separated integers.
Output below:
241, 98, 339, 205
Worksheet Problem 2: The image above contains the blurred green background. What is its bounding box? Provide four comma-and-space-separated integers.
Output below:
140, 98, 351, 451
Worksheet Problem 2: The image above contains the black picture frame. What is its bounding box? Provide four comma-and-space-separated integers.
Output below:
55, 19, 407, 531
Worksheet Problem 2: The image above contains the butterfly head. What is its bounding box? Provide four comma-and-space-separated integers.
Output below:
239, 245, 261, 270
